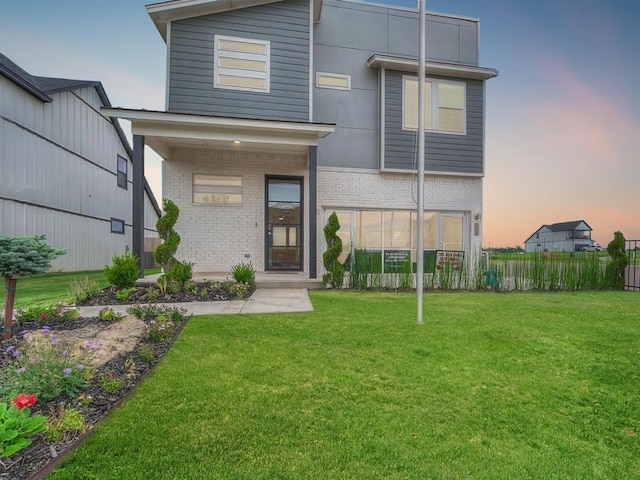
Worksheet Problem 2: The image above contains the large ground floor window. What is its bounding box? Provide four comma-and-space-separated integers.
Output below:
329, 209, 467, 274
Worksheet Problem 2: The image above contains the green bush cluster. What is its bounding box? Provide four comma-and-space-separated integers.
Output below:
104, 253, 139, 289
15, 303, 79, 324
231, 261, 256, 290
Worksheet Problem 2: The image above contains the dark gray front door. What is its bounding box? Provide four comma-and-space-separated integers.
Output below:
266, 176, 303, 271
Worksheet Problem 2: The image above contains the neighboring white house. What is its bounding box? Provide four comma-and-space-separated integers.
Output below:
524, 220, 594, 253
0, 52, 161, 271
105, 0, 498, 279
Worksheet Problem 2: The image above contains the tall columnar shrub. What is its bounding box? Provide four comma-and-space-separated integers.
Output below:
322, 212, 344, 288
606, 231, 628, 290
154, 199, 181, 274
0, 236, 66, 339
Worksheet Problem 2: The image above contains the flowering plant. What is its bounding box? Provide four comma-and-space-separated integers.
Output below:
1, 328, 97, 403
0, 394, 46, 461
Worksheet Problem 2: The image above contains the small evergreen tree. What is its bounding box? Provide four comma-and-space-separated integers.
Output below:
154, 199, 181, 275
606, 231, 628, 290
0, 235, 66, 339
322, 212, 344, 288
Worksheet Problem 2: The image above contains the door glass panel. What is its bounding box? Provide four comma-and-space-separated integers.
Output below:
441, 215, 463, 251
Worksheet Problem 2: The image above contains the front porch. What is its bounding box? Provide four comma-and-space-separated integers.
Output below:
101, 108, 334, 280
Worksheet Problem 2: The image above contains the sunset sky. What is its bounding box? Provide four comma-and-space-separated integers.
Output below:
1, 0, 638, 247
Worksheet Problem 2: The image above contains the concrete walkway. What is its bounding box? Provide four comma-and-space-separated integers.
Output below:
75, 288, 313, 318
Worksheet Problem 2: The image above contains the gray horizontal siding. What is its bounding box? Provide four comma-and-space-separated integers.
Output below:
168, 0, 309, 121
384, 71, 484, 174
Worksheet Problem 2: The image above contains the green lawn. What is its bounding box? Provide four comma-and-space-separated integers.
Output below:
48, 290, 640, 479
2, 269, 160, 309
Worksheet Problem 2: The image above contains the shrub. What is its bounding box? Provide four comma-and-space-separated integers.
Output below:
231, 262, 256, 290
165, 260, 194, 287
139, 345, 156, 363
115, 287, 137, 301
99, 371, 125, 393
605, 231, 629, 290
98, 307, 122, 322
148, 315, 175, 342
322, 212, 345, 288
104, 253, 139, 289
68, 276, 101, 303
154, 199, 180, 273
44, 406, 86, 442
15, 302, 79, 324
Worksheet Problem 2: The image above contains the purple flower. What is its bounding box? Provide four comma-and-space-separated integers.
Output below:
63, 368, 72, 375
20, 330, 29, 336
12, 350, 20, 358
41, 326, 51, 334
85, 341, 99, 351
16, 367, 26, 374
51, 335, 59, 346
76, 364, 85, 370
62, 350, 68, 356
6, 345, 15, 353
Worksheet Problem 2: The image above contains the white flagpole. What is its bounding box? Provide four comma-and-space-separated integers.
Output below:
416, 0, 426, 324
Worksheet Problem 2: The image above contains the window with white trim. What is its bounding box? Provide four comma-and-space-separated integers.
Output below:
214, 35, 270, 93
403, 76, 465, 133
316, 72, 351, 90
193, 174, 242, 205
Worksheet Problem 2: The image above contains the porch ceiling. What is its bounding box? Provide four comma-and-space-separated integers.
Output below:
102, 108, 334, 160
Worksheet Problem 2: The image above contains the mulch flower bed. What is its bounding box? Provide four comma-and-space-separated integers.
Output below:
78, 280, 252, 305
0, 312, 189, 480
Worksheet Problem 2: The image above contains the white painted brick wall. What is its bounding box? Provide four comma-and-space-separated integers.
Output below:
316, 167, 484, 272
164, 149, 308, 273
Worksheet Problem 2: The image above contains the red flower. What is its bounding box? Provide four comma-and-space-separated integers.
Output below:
12, 393, 37, 410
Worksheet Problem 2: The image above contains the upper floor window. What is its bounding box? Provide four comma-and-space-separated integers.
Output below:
316, 72, 351, 91
214, 35, 270, 93
403, 76, 465, 134
117, 155, 128, 189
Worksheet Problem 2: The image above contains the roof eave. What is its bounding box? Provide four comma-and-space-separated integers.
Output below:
0, 65, 52, 102
146, 0, 323, 41
367, 54, 499, 81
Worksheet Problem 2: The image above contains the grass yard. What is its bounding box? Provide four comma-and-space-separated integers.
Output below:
48, 290, 640, 479
2, 268, 160, 309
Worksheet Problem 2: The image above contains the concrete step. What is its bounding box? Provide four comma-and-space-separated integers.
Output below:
256, 279, 324, 290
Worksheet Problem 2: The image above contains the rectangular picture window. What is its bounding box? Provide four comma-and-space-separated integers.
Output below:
403, 76, 465, 133
110, 218, 125, 234
214, 35, 270, 93
117, 155, 128, 190
193, 174, 242, 205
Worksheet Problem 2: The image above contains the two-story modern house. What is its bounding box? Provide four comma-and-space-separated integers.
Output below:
104, 0, 498, 279
524, 220, 595, 253
0, 52, 161, 271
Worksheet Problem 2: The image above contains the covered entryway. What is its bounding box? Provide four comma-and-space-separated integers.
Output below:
101, 108, 333, 278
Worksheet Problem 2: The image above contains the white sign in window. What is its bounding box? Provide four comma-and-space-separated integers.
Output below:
193, 174, 242, 205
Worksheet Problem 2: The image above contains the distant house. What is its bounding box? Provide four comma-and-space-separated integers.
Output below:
524, 220, 594, 253
0, 52, 161, 271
